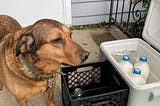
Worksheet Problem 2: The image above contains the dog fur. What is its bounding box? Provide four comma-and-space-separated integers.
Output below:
0, 15, 89, 106
0, 15, 22, 40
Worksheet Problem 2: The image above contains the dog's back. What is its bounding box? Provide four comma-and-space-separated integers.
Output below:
0, 15, 21, 40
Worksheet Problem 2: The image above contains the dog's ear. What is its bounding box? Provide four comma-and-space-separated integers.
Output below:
15, 31, 37, 56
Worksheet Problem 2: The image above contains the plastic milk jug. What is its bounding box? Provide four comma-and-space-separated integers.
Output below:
130, 68, 146, 85
118, 56, 133, 75
134, 56, 150, 80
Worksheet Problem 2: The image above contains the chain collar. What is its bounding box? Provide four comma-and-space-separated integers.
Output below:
20, 54, 65, 79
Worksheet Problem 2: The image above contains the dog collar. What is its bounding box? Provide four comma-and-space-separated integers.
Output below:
20, 54, 65, 79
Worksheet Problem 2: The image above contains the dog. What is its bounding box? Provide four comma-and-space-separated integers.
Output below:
0, 15, 89, 106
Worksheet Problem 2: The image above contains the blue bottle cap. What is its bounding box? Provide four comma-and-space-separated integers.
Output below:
122, 56, 130, 61
133, 68, 141, 74
140, 56, 147, 62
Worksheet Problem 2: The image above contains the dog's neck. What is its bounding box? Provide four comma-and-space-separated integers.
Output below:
20, 53, 62, 79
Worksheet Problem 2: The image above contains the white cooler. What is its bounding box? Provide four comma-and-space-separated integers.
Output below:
100, 0, 160, 106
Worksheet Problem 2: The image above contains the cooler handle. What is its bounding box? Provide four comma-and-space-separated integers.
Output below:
150, 89, 160, 101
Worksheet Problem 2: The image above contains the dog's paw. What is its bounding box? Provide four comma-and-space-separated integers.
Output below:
48, 100, 55, 106
48, 103, 55, 106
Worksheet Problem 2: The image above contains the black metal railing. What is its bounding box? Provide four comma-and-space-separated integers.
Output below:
109, 0, 150, 38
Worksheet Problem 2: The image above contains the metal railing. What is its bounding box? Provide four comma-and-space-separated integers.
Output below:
109, 0, 150, 37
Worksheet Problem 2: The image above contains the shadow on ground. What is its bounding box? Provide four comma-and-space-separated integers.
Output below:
90, 32, 116, 46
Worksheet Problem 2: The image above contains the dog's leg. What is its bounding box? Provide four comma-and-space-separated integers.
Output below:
0, 81, 2, 90
48, 88, 55, 106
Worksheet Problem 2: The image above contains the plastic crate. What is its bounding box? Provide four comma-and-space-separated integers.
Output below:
61, 60, 129, 106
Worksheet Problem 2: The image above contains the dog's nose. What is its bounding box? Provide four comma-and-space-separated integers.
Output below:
80, 50, 89, 63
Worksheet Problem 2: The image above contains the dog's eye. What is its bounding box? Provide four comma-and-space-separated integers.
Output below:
51, 37, 63, 44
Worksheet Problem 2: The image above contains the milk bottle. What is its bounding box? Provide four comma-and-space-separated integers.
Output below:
130, 68, 146, 85
118, 56, 133, 75
134, 56, 150, 80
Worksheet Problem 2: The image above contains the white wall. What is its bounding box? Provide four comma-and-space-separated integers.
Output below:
71, 0, 110, 25
71, 0, 146, 25
0, 0, 66, 27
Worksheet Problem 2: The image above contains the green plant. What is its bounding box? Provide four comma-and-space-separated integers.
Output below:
69, 25, 86, 30
128, 21, 145, 38
69, 21, 108, 30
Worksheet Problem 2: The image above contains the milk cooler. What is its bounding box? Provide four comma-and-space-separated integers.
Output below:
100, 0, 160, 106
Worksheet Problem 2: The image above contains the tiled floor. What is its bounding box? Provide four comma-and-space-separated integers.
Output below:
0, 26, 128, 106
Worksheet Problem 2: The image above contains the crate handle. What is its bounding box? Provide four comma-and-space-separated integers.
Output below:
77, 66, 93, 72
150, 89, 160, 101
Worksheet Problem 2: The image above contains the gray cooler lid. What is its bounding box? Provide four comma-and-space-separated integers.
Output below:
142, 0, 160, 51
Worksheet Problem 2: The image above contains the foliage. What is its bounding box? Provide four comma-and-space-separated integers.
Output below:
69, 25, 86, 30
69, 21, 107, 30
128, 21, 145, 38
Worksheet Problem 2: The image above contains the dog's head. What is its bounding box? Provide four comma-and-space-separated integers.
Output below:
15, 19, 89, 66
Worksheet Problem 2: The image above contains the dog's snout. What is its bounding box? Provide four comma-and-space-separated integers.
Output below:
80, 50, 89, 63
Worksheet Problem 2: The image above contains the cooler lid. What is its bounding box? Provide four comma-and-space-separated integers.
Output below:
142, 0, 160, 51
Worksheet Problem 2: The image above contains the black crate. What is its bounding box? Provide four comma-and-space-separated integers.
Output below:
61, 60, 129, 106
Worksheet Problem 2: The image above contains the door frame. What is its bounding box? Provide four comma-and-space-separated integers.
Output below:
63, 0, 72, 26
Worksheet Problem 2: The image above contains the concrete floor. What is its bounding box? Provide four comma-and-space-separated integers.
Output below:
0, 26, 128, 106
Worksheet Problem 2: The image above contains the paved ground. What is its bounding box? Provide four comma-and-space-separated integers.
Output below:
0, 26, 128, 106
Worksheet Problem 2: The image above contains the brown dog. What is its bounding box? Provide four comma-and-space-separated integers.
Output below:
0, 15, 89, 106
